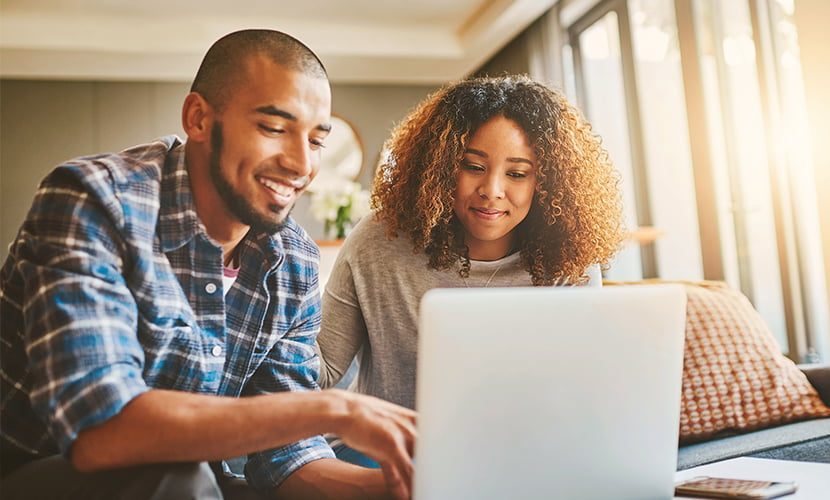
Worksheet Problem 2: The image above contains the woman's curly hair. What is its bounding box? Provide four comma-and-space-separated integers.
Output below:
372, 75, 625, 285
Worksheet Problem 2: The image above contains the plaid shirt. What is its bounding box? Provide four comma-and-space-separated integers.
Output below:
0, 136, 334, 492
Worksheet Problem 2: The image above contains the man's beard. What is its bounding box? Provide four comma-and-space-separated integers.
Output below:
209, 122, 291, 235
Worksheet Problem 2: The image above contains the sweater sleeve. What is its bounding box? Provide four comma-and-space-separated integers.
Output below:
315, 238, 369, 389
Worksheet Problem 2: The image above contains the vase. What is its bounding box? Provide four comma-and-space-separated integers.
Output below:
324, 218, 351, 240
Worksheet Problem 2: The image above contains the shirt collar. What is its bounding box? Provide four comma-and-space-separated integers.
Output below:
252, 228, 284, 272
157, 140, 204, 252
232, 229, 284, 277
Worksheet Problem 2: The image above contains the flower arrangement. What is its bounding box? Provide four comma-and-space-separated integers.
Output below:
310, 181, 371, 239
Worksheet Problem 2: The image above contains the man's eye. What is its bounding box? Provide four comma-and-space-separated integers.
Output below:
259, 124, 284, 134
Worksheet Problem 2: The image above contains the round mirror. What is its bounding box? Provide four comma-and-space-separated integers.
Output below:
310, 115, 364, 192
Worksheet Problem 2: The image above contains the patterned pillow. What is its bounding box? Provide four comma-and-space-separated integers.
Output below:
678, 282, 830, 442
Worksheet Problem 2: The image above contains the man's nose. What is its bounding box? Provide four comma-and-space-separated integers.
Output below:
278, 137, 313, 180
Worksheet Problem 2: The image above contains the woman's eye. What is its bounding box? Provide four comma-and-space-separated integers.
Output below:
508, 171, 528, 179
463, 163, 485, 172
310, 139, 326, 150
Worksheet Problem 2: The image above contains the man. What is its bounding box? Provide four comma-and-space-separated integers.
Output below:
0, 30, 415, 499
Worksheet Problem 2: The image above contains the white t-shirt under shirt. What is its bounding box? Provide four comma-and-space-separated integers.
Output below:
315, 215, 601, 410
222, 264, 239, 297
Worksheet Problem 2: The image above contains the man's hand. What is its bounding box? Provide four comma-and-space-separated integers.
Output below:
328, 389, 417, 499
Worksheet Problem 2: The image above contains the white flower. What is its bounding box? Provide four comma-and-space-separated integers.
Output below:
350, 189, 371, 220
310, 191, 340, 222
310, 182, 371, 226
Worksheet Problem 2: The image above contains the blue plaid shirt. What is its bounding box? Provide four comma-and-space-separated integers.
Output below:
0, 136, 334, 492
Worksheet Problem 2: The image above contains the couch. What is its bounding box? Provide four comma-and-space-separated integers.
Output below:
677, 363, 830, 469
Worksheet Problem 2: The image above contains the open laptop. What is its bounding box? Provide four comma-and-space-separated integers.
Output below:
414, 285, 686, 499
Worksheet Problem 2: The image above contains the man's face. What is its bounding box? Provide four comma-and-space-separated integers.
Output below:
208, 55, 332, 234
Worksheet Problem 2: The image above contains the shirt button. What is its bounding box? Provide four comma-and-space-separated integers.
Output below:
205, 282, 218, 294
211, 345, 223, 357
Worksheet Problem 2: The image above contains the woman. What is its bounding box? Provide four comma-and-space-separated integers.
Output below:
317, 74, 624, 413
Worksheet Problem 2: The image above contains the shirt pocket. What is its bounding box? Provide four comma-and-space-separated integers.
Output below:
137, 315, 223, 394
244, 333, 276, 379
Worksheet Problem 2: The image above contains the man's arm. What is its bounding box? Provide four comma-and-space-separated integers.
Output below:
278, 459, 389, 499
71, 389, 339, 469
71, 387, 414, 498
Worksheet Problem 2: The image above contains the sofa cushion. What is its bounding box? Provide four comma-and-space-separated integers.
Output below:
677, 417, 830, 469
679, 283, 830, 442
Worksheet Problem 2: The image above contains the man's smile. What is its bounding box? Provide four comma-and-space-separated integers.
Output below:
256, 175, 301, 207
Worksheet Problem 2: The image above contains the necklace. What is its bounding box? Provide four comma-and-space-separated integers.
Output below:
462, 263, 504, 288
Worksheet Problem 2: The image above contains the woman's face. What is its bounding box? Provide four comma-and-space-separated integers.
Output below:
453, 115, 537, 261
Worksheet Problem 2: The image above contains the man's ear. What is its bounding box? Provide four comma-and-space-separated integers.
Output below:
182, 92, 213, 143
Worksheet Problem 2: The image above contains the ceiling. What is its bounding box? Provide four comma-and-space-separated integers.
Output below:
0, 0, 557, 84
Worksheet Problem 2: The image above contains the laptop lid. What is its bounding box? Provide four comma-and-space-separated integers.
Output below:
414, 285, 686, 499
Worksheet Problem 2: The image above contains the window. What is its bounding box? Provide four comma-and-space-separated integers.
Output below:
562, 0, 829, 360
574, 10, 646, 281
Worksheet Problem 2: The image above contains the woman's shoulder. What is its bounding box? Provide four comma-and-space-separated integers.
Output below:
342, 213, 386, 250
340, 214, 411, 259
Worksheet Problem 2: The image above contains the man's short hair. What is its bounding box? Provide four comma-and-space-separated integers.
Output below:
191, 29, 328, 109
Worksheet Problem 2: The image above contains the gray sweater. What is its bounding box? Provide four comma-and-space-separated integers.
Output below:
316, 215, 600, 409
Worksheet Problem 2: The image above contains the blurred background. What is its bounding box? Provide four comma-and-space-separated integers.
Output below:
2, 0, 828, 362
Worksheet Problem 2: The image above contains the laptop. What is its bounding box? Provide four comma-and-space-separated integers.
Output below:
414, 285, 687, 499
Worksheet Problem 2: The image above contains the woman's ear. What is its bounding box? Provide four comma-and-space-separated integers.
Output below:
181, 92, 213, 143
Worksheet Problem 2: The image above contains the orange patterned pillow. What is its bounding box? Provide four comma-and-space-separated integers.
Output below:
679, 282, 830, 443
